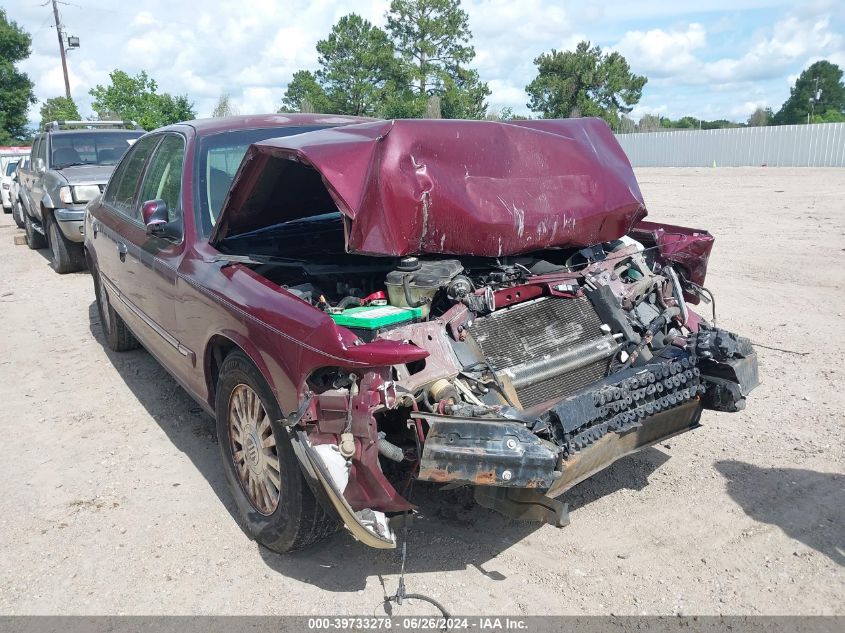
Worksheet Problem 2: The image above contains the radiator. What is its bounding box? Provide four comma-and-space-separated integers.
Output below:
470, 296, 617, 408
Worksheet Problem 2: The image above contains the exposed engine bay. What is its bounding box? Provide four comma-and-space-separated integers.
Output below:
224, 218, 759, 548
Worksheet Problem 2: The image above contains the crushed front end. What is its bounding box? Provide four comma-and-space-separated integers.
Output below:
211, 118, 759, 546
248, 223, 758, 545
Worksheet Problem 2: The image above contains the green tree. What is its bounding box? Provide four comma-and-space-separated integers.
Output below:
669, 116, 701, 129
280, 70, 331, 113
315, 14, 399, 116
525, 41, 647, 127
811, 108, 845, 123
0, 9, 36, 143
39, 96, 81, 130
439, 67, 490, 119
386, 0, 490, 118
773, 61, 845, 125
157, 94, 196, 125
89, 70, 196, 130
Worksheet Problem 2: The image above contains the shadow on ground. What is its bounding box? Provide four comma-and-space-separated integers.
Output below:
88, 300, 673, 592
715, 460, 844, 566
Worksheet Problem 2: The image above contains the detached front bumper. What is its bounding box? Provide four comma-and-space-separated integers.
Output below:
417, 399, 703, 497
53, 208, 86, 243
417, 349, 759, 501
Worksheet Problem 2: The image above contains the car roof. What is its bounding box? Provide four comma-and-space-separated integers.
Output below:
160, 113, 375, 137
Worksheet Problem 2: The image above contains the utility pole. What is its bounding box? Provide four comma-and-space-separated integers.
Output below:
808, 77, 820, 125
51, 0, 72, 99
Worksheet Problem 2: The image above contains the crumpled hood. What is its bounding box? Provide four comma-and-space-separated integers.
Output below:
211, 118, 647, 256
58, 164, 116, 185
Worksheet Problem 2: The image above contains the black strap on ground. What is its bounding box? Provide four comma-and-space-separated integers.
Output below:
383, 511, 452, 626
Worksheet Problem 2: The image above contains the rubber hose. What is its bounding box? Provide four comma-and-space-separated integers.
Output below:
377, 432, 405, 462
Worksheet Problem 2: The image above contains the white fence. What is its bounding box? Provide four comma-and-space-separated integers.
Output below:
615, 122, 845, 167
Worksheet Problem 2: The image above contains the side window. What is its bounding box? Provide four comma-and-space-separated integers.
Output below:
102, 135, 160, 220
30, 137, 42, 167
37, 136, 48, 166
138, 135, 185, 227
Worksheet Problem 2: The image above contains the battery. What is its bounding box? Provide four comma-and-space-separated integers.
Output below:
329, 304, 424, 330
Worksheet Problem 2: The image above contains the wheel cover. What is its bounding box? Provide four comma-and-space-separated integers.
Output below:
228, 383, 280, 515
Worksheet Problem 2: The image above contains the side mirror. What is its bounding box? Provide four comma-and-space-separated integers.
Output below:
36, 158, 45, 173
141, 199, 168, 234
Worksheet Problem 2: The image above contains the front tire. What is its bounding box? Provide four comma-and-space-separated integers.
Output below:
24, 211, 46, 249
91, 260, 139, 352
215, 351, 339, 552
11, 199, 25, 229
47, 217, 85, 274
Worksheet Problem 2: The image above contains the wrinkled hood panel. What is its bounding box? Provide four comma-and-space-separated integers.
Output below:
211, 118, 647, 256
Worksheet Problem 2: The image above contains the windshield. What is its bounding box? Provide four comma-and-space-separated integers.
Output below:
51, 131, 143, 168
195, 125, 332, 237
5, 162, 18, 177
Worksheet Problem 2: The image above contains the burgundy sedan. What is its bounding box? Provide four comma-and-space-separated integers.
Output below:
85, 114, 758, 552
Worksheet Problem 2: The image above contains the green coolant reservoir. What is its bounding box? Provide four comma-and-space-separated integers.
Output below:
329, 304, 424, 330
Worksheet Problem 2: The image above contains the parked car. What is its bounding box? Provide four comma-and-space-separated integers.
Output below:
10, 157, 28, 229
85, 114, 759, 553
17, 121, 143, 273
1, 159, 20, 212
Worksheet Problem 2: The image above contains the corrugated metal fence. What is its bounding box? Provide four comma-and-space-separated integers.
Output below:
615, 122, 845, 167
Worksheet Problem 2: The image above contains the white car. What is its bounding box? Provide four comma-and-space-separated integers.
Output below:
10, 157, 28, 228
1, 158, 20, 211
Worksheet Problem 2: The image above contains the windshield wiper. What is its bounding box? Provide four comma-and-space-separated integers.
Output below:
54, 162, 91, 168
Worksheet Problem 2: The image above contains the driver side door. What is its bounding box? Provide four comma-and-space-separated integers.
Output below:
118, 133, 192, 372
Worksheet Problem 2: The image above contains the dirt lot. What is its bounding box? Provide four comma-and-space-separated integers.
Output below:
0, 167, 842, 616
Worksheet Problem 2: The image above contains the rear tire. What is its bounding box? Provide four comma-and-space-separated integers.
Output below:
47, 216, 85, 274
11, 199, 25, 229
215, 351, 340, 553
91, 260, 139, 352
24, 211, 46, 249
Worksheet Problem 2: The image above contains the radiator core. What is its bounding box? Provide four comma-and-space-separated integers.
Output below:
470, 296, 615, 408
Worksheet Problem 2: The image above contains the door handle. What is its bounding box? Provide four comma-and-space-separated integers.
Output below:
117, 241, 128, 262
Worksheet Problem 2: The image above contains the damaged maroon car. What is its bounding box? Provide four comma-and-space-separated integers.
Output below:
84, 114, 758, 551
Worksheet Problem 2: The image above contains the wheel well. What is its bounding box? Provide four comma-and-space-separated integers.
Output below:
205, 335, 240, 407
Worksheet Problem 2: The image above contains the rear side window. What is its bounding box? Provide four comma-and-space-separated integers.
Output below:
103, 135, 160, 220
37, 137, 47, 165
30, 137, 42, 166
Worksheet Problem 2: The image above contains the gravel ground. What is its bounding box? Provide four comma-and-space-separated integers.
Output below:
0, 167, 842, 616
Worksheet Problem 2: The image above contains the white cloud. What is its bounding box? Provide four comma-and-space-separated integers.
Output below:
702, 15, 844, 82
614, 13, 844, 89
10, 0, 845, 126
614, 23, 707, 78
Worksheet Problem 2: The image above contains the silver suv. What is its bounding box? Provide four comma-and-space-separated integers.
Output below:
17, 121, 144, 273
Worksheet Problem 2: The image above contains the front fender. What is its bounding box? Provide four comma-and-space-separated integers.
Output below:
204, 329, 297, 415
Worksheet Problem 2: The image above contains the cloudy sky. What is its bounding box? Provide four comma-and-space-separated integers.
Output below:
9, 0, 845, 125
